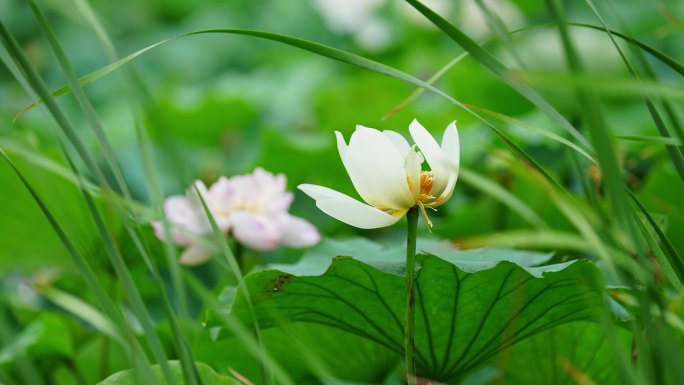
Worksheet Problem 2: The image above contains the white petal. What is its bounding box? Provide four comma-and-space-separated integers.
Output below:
208, 176, 235, 214
282, 215, 321, 247
335, 131, 348, 158
298, 184, 404, 229
298, 183, 355, 201
163, 196, 195, 225
335, 130, 373, 205
179, 243, 212, 266
441, 121, 460, 174
404, 146, 423, 200
430, 173, 457, 208
382, 130, 411, 156
231, 212, 283, 251
161, 196, 210, 240
409, 119, 450, 197
186, 180, 210, 209
341, 126, 414, 209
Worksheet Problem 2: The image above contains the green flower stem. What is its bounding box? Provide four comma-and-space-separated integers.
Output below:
405, 206, 419, 385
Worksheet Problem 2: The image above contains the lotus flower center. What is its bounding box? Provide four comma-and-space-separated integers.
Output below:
419, 171, 434, 202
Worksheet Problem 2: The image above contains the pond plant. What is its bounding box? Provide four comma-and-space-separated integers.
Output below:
1, 0, 683, 384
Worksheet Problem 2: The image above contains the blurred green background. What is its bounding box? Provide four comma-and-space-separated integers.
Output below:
2, 0, 682, 273
2, 0, 684, 384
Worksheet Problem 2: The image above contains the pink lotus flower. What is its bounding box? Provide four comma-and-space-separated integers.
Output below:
153, 168, 320, 265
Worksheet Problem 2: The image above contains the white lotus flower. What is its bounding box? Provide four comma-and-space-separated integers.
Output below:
298, 119, 459, 229
153, 169, 320, 265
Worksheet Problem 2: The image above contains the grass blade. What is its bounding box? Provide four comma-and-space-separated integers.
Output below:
0, 149, 161, 385
404, 0, 592, 151
459, 167, 547, 228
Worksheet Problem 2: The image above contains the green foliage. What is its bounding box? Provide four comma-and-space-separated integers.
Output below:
494, 321, 633, 385
0, 312, 72, 366
217, 249, 606, 382
97, 361, 240, 385
1, 0, 682, 384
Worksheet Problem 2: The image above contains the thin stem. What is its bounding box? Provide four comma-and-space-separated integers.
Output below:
405, 206, 419, 385
235, 240, 246, 274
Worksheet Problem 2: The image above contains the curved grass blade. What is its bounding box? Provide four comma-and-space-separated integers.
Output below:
386, 22, 684, 119
614, 135, 682, 146
39, 287, 121, 343
192, 185, 273, 385
629, 192, 684, 286
501, 152, 646, 282
472, 0, 525, 68
383, 51, 468, 120
459, 167, 547, 228
18, 4, 207, 382
15, 28, 458, 119
405, 0, 591, 151
0, 149, 161, 385
464, 103, 597, 163
571, 22, 684, 76
544, 0, 640, 247
548, 2, 681, 383
0, 138, 152, 215
60, 149, 182, 385
27, 0, 132, 200
69, 0, 193, 322
582, 0, 684, 183
3, 21, 597, 201
582, 0, 684, 277
513, 70, 684, 102
458, 229, 626, 258
0, 304, 45, 385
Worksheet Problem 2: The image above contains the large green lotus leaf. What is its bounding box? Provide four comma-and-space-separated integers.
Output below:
195, 323, 398, 385
220, 254, 605, 382
491, 321, 632, 385
269, 238, 554, 276
96, 361, 239, 385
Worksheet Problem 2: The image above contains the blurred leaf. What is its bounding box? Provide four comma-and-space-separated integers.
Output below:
0, 312, 72, 366
218, 252, 605, 382
40, 287, 121, 343
96, 361, 239, 385
73, 335, 130, 385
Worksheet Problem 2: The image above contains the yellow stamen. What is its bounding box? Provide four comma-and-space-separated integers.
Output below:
418, 202, 433, 232
419, 171, 433, 197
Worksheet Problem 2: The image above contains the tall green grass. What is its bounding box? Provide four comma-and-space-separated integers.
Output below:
1, 0, 683, 384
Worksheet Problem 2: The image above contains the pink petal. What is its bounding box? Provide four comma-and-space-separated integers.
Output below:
282, 215, 320, 248
231, 212, 284, 251
179, 243, 212, 266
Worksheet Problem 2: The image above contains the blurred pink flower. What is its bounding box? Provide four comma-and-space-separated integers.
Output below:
211, 168, 321, 251
153, 168, 320, 265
